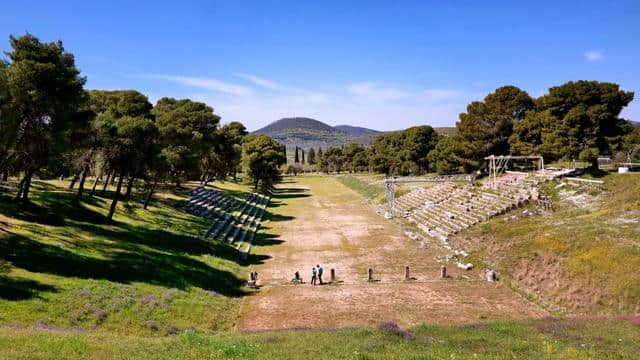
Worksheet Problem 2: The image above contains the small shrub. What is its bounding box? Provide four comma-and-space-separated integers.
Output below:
94, 309, 107, 324
143, 320, 158, 331
141, 295, 158, 307
378, 321, 415, 339
165, 324, 179, 336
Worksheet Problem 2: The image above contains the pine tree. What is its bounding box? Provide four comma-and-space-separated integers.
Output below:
307, 148, 316, 165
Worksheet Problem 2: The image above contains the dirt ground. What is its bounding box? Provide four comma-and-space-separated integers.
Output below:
237, 176, 546, 331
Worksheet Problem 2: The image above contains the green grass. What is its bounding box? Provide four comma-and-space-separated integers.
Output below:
1, 317, 638, 359
335, 174, 407, 204
0, 178, 258, 335
466, 174, 640, 314
2, 175, 640, 358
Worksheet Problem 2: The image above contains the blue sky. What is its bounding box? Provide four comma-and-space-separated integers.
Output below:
2, 1, 639, 130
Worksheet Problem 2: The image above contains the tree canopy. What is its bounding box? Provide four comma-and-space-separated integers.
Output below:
510, 81, 634, 169
241, 135, 286, 190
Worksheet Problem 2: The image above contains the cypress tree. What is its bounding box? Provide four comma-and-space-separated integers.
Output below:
294, 146, 300, 163
308, 148, 316, 165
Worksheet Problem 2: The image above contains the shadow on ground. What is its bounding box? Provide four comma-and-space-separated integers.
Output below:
0, 178, 304, 301
0, 275, 58, 300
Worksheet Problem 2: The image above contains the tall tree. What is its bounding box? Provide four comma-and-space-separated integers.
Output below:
241, 135, 286, 190
454, 86, 534, 171
96, 114, 157, 220
367, 126, 439, 175
0, 60, 18, 181
427, 136, 464, 174
307, 147, 316, 165
510, 81, 634, 169
154, 97, 220, 187
294, 146, 300, 163
3, 34, 87, 203
321, 147, 345, 174
92, 90, 156, 220
342, 143, 367, 172
201, 121, 247, 183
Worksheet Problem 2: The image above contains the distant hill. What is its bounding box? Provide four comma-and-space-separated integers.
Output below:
254, 117, 336, 134
253, 117, 457, 157
253, 117, 377, 152
334, 125, 381, 137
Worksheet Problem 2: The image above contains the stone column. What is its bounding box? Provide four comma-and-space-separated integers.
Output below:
330, 268, 335, 282
368, 267, 373, 282
404, 266, 410, 280
440, 265, 447, 279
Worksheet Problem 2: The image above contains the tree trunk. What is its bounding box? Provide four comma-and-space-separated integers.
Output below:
1, 169, 8, 182
14, 176, 25, 201
21, 169, 34, 204
110, 173, 116, 186
68, 174, 79, 190
107, 172, 125, 221
90, 165, 104, 196
124, 176, 135, 201
143, 177, 159, 210
101, 171, 112, 195
76, 165, 89, 200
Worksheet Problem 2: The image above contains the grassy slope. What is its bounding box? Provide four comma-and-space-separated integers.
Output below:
335, 174, 409, 205
1, 318, 639, 359
0, 178, 256, 335
2, 175, 639, 358
460, 174, 640, 314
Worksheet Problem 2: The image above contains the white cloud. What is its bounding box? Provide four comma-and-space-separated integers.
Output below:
149, 74, 252, 96
233, 73, 288, 91
585, 50, 603, 62
146, 73, 468, 131
347, 82, 459, 103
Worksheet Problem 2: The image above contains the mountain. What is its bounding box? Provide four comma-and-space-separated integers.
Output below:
253, 117, 375, 151
253, 117, 458, 155
334, 125, 381, 137
255, 117, 336, 134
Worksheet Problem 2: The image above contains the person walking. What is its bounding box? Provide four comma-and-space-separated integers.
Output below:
311, 266, 317, 285
317, 264, 323, 285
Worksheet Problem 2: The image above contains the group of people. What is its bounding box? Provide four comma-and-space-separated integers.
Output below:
291, 264, 325, 285
311, 264, 324, 285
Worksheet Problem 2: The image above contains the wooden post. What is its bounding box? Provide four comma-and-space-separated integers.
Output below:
404, 266, 410, 280
440, 265, 447, 279
367, 267, 373, 282
330, 268, 335, 282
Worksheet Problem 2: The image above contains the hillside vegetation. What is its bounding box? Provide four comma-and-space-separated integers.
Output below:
253, 117, 381, 150
459, 174, 640, 314
0, 179, 253, 335
1, 318, 638, 359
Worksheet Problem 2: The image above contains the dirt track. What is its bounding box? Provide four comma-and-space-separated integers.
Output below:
237, 176, 546, 330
